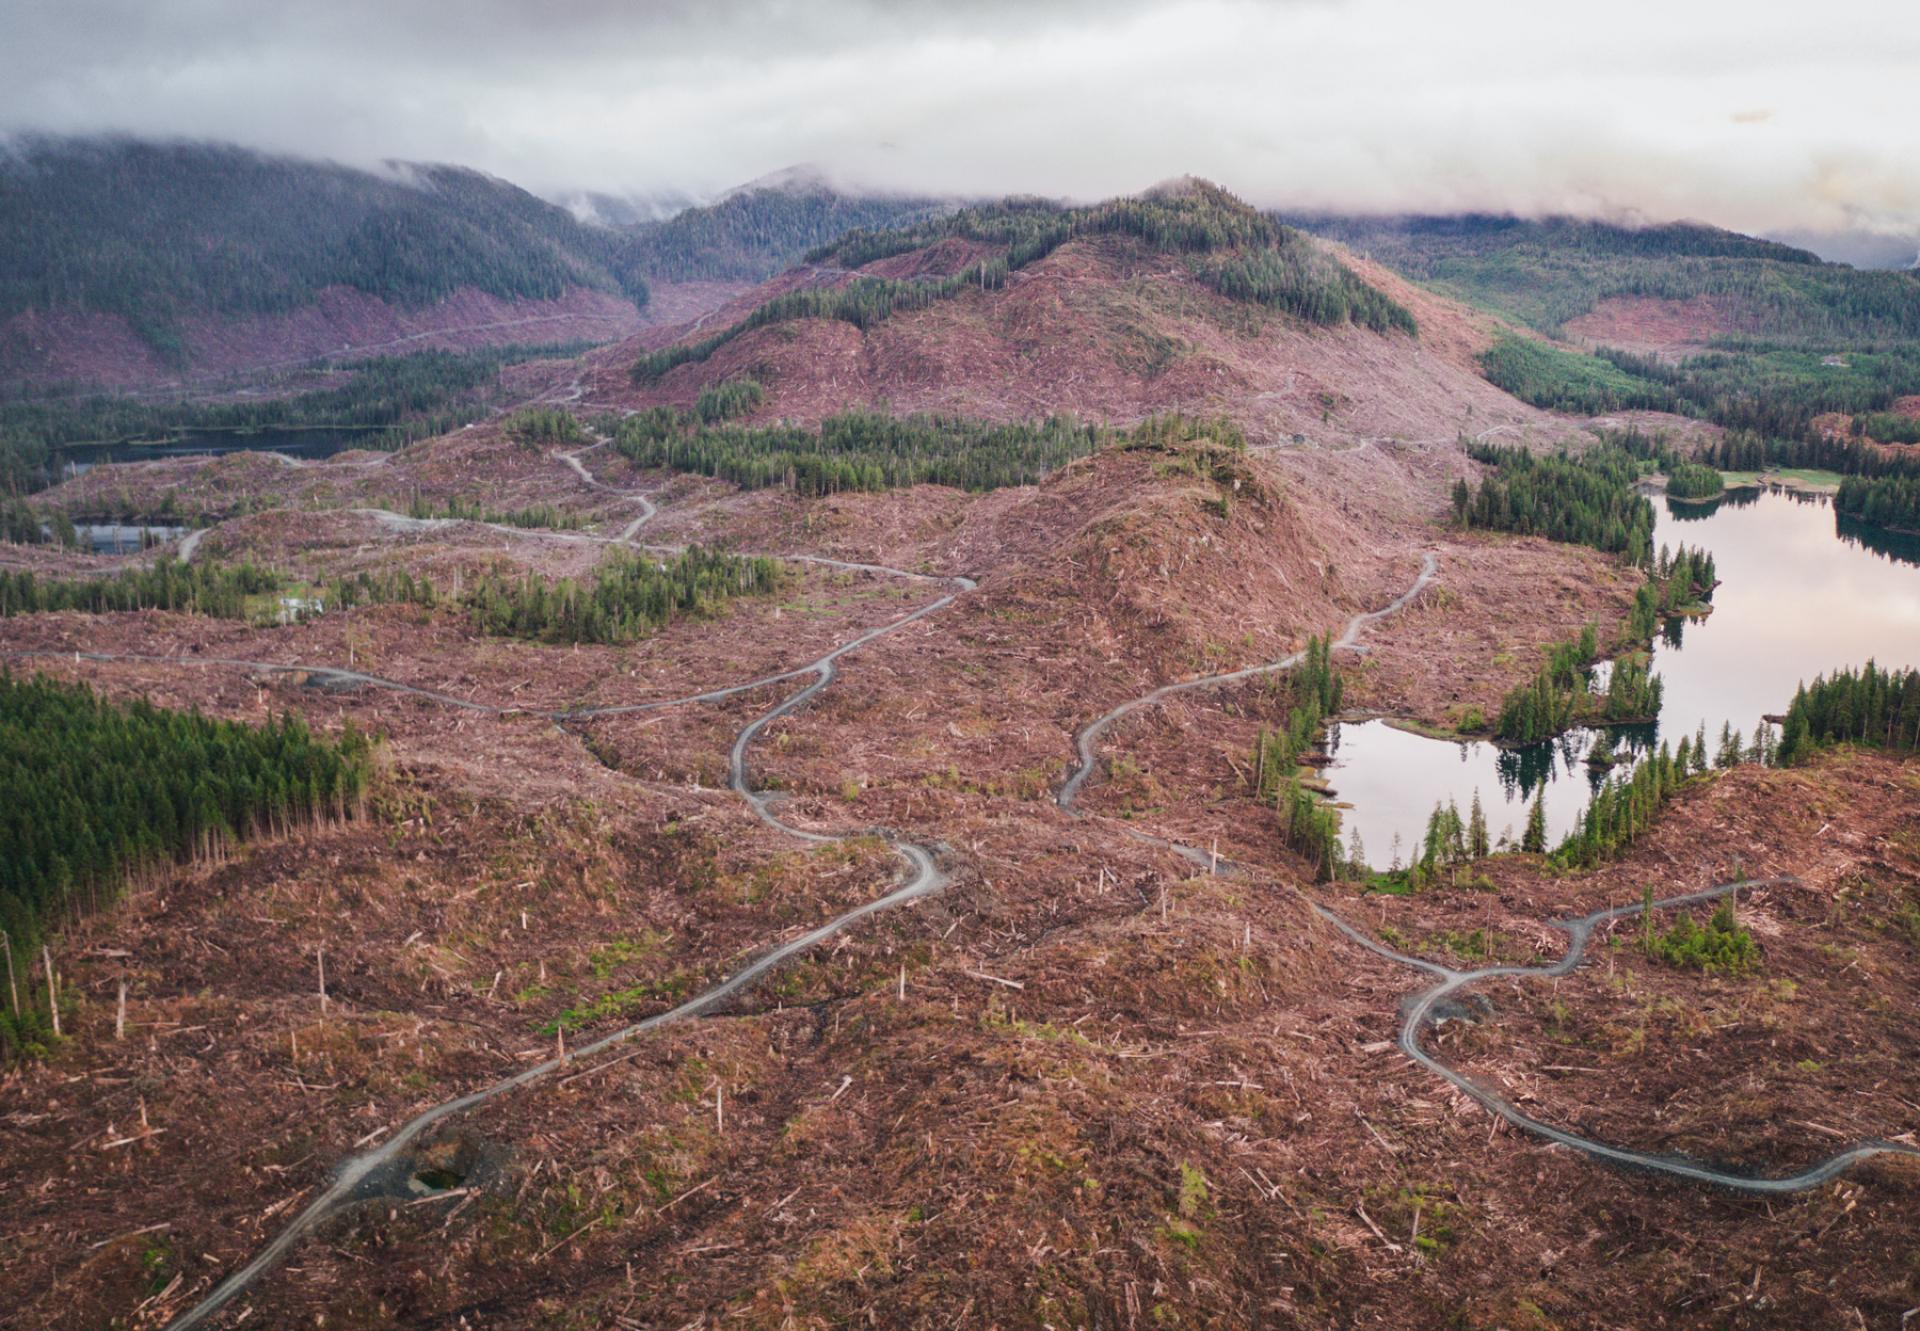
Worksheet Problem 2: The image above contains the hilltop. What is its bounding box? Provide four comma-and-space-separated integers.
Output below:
1287, 211, 1920, 352
579, 181, 1559, 449
615, 169, 950, 284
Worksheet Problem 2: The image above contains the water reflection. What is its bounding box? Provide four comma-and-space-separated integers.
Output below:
72, 522, 190, 554
1836, 512, 1920, 571
1327, 488, 1920, 862
58, 426, 385, 478
1663, 486, 1764, 521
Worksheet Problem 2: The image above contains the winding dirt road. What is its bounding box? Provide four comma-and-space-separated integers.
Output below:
1051, 551, 1917, 1194
14, 438, 1916, 1328
1312, 881, 1920, 1188
9, 443, 975, 1331
1058, 550, 1439, 813
146, 601, 971, 1327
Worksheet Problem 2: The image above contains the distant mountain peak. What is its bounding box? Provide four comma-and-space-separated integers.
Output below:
722, 163, 839, 198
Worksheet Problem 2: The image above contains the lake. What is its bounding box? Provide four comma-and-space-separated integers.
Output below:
57, 426, 386, 477
71, 522, 192, 554
1325, 487, 1920, 864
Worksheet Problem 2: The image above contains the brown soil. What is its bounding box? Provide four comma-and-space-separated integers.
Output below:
572, 232, 1584, 450
1564, 295, 1765, 360
2, 242, 1916, 1331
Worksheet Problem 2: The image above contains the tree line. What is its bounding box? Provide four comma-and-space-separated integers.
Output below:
0, 557, 281, 619
0, 674, 373, 1060
1492, 626, 1666, 743
1595, 424, 1726, 501
1246, 636, 1350, 880
1392, 659, 1912, 885
1478, 335, 1679, 415
0, 496, 76, 546
1472, 329, 1920, 449
1702, 428, 1920, 480
1774, 662, 1920, 764
1600, 344, 1920, 443
612, 407, 1109, 496
1665, 460, 1724, 499
694, 379, 766, 423
637, 182, 1415, 382
504, 408, 587, 446
399, 494, 584, 530
0, 545, 783, 648
1854, 411, 1920, 445
1455, 442, 1656, 566
1834, 475, 1920, 532
1553, 737, 1699, 868
1627, 544, 1718, 640
463, 546, 785, 646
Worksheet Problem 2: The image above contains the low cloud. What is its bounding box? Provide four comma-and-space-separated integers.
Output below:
2, 0, 1917, 238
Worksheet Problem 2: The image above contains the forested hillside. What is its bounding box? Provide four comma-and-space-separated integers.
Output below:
0, 343, 588, 493
0, 137, 650, 365
1285, 211, 1920, 343
1477, 331, 1920, 442
0, 675, 373, 1058
617, 180, 946, 284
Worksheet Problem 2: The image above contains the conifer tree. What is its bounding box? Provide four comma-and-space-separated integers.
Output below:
1521, 790, 1548, 854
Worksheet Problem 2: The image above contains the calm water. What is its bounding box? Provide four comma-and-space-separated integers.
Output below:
58, 426, 384, 477
71, 522, 191, 554
1326, 488, 1920, 864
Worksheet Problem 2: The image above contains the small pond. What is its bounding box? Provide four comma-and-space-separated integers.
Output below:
1325, 487, 1920, 863
70, 522, 191, 555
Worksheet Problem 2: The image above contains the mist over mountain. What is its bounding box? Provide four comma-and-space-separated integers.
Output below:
0, 136, 951, 384
3, 1, 1915, 244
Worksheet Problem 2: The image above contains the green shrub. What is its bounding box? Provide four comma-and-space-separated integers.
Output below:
1645, 899, 1759, 973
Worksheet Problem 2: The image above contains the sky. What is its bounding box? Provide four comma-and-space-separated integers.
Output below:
3, 0, 1918, 249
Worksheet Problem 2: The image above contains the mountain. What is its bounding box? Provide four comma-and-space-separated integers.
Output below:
614, 171, 951, 284
551, 187, 700, 229
1284, 211, 1920, 349
581, 179, 1558, 452
0, 136, 654, 387
1765, 226, 1920, 271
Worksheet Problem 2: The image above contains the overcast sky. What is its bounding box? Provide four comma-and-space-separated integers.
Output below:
4, 0, 1918, 243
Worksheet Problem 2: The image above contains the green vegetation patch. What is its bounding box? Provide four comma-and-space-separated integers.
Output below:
1290, 213, 1920, 345
613, 405, 1107, 496
1775, 661, 1920, 765
1478, 335, 1674, 415
1454, 440, 1655, 565
1248, 634, 1351, 880
503, 408, 587, 446
464, 545, 786, 646
1835, 474, 1920, 530
0, 674, 373, 1059
1641, 893, 1760, 973
1664, 459, 1724, 500
0, 556, 282, 620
